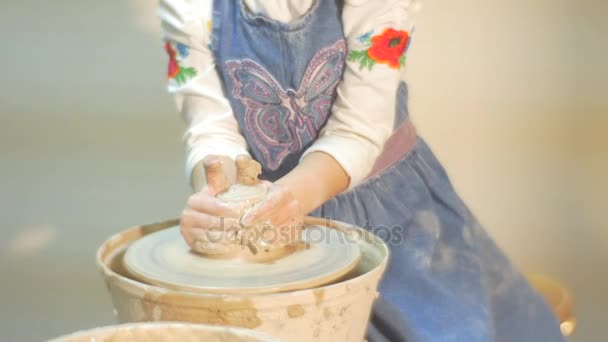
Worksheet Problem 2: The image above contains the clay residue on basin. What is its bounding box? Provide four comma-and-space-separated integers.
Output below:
313, 289, 325, 306
139, 292, 263, 329
287, 305, 305, 318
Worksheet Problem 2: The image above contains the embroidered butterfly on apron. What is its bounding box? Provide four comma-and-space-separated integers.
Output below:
225, 40, 346, 171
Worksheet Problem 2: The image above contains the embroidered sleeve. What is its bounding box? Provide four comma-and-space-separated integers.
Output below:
301, 0, 421, 189
158, 0, 212, 89
158, 0, 251, 185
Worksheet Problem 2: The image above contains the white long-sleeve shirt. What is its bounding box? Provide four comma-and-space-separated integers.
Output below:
158, 0, 420, 189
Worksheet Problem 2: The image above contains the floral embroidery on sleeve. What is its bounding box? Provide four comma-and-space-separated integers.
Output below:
348, 28, 411, 70
165, 42, 198, 86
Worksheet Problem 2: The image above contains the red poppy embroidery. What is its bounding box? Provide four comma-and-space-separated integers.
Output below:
369, 29, 410, 69
348, 28, 411, 71
164, 42, 197, 85
165, 43, 180, 79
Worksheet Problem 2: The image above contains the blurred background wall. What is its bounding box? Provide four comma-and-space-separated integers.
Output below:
0, 0, 605, 340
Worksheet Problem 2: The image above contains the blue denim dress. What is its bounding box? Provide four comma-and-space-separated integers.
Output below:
211, 0, 564, 341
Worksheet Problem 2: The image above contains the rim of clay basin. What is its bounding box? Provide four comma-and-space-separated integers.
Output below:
47, 322, 281, 342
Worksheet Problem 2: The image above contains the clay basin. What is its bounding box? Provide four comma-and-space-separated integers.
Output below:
47, 322, 279, 341
97, 217, 389, 342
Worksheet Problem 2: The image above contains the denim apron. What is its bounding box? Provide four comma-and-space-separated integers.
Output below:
211, 0, 564, 341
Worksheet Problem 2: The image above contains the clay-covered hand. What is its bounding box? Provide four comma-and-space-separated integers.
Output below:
180, 155, 241, 255
240, 182, 304, 248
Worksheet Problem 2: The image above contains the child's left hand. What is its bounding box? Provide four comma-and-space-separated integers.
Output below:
241, 181, 304, 247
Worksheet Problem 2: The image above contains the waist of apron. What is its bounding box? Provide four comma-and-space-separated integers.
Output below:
364, 120, 417, 180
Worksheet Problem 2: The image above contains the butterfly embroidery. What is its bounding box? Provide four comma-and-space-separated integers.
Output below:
226, 40, 346, 170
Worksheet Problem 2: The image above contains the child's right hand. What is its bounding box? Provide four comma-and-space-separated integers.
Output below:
180, 155, 242, 255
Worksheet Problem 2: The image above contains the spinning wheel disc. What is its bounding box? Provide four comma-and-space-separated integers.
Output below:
123, 226, 361, 294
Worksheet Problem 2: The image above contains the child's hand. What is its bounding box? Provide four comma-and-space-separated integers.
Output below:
180, 155, 303, 255
240, 182, 304, 247
180, 156, 241, 255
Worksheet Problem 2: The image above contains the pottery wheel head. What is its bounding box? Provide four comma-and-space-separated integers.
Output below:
123, 225, 361, 294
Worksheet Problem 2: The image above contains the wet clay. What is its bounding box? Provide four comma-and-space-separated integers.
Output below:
235, 156, 263, 186
202, 158, 288, 261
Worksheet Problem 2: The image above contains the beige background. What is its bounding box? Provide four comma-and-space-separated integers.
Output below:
0, 0, 605, 340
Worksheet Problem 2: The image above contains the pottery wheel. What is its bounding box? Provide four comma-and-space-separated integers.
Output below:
123, 226, 361, 294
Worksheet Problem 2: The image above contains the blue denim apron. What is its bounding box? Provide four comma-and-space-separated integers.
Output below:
211, 1, 564, 341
